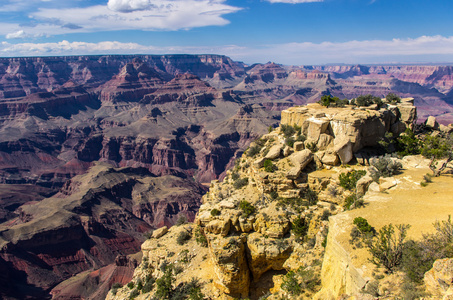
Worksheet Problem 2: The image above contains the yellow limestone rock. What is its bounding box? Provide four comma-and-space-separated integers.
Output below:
246, 232, 292, 281
208, 234, 250, 299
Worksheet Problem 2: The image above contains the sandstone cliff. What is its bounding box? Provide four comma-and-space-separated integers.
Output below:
108, 101, 436, 300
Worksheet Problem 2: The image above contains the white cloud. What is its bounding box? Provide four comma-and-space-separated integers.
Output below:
1, 36, 453, 65
0, 0, 241, 39
6, 30, 28, 39
107, 0, 157, 12
265, 0, 323, 3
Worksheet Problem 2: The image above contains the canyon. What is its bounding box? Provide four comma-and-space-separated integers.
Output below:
0, 54, 453, 299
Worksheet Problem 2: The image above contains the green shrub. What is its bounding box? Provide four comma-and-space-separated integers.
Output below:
127, 282, 135, 289
401, 216, 453, 283
129, 288, 140, 299
269, 190, 278, 199
339, 170, 366, 190
194, 226, 208, 247
317, 95, 349, 107
141, 276, 155, 293
421, 134, 453, 176
396, 128, 421, 156
231, 171, 240, 181
286, 136, 295, 147
176, 214, 187, 226
281, 124, 296, 138
344, 193, 364, 210
305, 141, 317, 152
155, 264, 175, 299
176, 230, 191, 245
268, 125, 273, 133
281, 271, 302, 296
239, 200, 255, 218
366, 223, 411, 273
210, 208, 220, 216
247, 145, 261, 157
291, 216, 308, 239
136, 279, 143, 290
233, 177, 249, 189
302, 187, 318, 206
263, 159, 276, 172
355, 94, 382, 107
296, 134, 306, 142
353, 217, 375, 235
111, 283, 123, 295
369, 156, 402, 181
385, 93, 401, 104
320, 209, 331, 221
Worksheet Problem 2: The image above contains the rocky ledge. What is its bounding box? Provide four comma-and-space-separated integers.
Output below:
105, 99, 452, 300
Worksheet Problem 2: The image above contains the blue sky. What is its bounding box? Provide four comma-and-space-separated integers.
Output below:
1, 0, 453, 65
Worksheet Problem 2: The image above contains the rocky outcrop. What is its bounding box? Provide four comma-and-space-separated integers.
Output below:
281, 101, 416, 164
424, 258, 453, 299
108, 102, 418, 300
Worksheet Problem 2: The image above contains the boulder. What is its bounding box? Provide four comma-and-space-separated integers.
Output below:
283, 145, 293, 157
425, 116, 440, 130
307, 118, 330, 142
152, 226, 168, 239
265, 145, 283, 160
424, 258, 453, 298
334, 138, 353, 164
397, 104, 417, 128
206, 219, 231, 237
356, 175, 373, 196
320, 151, 339, 166
286, 149, 313, 179
253, 157, 266, 169
317, 134, 334, 151
368, 182, 380, 193
379, 178, 397, 191
246, 232, 292, 281
294, 141, 304, 151
440, 124, 453, 134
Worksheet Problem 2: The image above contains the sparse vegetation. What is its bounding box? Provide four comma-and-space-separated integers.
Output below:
302, 187, 318, 206
194, 226, 208, 247
210, 208, 220, 216
281, 124, 296, 138
369, 156, 402, 182
354, 94, 383, 107
366, 223, 411, 273
281, 267, 321, 296
111, 283, 123, 295
176, 230, 191, 245
401, 216, 453, 283
344, 193, 364, 210
422, 134, 452, 176
176, 214, 187, 226
127, 281, 135, 289
305, 141, 317, 152
233, 177, 249, 189
239, 200, 256, 218
396, 128, 421, 156
281, 270, 302, 296
291, 216, 308, 240
385, 93, 401, 104
339, 170, 366, 190
353, 217, 375, 235
263, 159, 276, 172
317, 95, 349, 107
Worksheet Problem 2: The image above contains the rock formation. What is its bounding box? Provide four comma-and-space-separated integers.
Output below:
108, 101, 431, 300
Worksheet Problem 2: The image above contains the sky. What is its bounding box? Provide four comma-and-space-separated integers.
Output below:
1, 0, 453, 65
